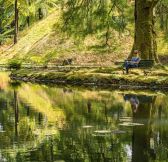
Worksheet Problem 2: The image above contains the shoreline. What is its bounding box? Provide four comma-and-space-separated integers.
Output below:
10, 68, 168, 91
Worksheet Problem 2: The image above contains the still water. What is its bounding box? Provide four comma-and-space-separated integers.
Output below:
0, 72, 167, 162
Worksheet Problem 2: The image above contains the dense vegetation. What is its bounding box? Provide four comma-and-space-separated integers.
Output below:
0, 0, 58, 44
0, 1, 168, 160
0, 0, 168, 64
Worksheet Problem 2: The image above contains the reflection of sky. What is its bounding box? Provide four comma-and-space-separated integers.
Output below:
0, 124, 4, 132
125, 144, 132, 162
0, 152, 7, 162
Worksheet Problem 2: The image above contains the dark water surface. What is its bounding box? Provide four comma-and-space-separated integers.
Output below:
0, 72, 167, 162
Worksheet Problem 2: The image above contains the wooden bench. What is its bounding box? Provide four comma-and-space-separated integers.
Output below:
136, 60, 154, 68
121, 59, 155, 74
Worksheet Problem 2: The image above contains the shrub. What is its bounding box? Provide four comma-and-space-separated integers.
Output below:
8, 60, 22, 70
9, 81, 21, 89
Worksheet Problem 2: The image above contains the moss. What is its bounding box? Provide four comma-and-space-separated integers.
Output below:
93, 67, 120, 74
11, 66, 168, 89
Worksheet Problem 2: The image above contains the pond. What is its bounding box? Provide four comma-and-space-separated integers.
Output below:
0, 72, 167, 162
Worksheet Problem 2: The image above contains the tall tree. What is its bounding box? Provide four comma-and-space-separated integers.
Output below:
0, 0, 4, 45
26, 0, 31, 27
14, 0, 18, 44
130, 0, 160, 63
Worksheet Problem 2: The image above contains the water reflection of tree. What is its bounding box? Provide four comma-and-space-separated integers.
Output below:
12, 86, 168, 161
49, 91, 128, 162
125, 94, 157, 162
2, 78, 168, 162
14, 89, 19, 138
0, 86, 128, 161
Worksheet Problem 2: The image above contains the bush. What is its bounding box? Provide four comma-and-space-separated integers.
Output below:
9, 81, 21, 89
8, 60, 22, 70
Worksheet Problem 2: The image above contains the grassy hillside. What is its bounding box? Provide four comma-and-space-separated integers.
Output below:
0, 11, 59, 63
0, 10, 167, 65
0, 10, 133, 65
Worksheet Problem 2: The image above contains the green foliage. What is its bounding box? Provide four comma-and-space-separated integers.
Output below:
0, 0, 59, 45
157, 0, 168, 34
9, 80, 21, 89
60, 0, 128, 44
0, 0, 168, 63
8, 59, 22, 69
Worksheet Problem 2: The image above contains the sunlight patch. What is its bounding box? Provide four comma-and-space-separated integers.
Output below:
119, 122, 144, 126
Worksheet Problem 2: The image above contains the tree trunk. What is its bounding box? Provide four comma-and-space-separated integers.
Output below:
14, 0, 18, 44
27, 0, 31, 27
130, 0, 160, 63
0, 16, 2, 46
27, 16, 30, 27
166, 15, 168, 34
38, 8, 43, 20
0, 0, 4, 45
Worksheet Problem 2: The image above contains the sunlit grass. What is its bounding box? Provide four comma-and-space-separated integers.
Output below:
0, 11, 59, 63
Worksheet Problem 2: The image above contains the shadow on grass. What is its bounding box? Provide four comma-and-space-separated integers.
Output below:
87, 44, 116, 54
159, 55, 168, 65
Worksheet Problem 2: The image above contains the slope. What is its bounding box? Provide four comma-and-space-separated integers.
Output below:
0, 10, 167, 65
